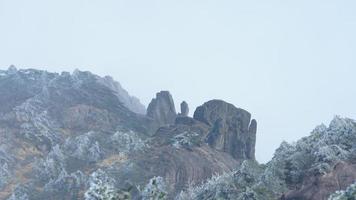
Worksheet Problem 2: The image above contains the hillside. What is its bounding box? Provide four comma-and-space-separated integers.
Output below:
1, 66, 354, 200
0, 67, 257, 200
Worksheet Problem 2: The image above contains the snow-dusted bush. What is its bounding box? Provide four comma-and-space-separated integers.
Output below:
110, 130, 147, 153
0, 162, 10, 189
141, 176, 167, 200
176, 160, 264, 200
253, 141, 295, 197
15, 97, 61, 146
44, 169, 87, 196
63, 132, 102, 162
177, 172, 235, 200
237, 188, 258, 200
266, 116, 356, 186
85, 169, 122, 200
34, 145, 66, 182
328, 182, 356, 200
7, 185, 30, 200
171, 131, 200, 149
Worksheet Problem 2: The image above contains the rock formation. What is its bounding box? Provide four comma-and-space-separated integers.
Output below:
247, 119, 257, 159
7, 65, 17, 73
193, 100, 257, 160
97, 75, 146, 114
180, 101, 189, 116
146, 91, 177, 127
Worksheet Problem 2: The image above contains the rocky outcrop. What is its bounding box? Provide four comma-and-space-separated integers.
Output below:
179, 101, 189, 117
247, 119, 257, 160
138, 116, 240, 198
283, 161, 356, 200
7, 65, 17, 74
96, 75, 146, 114
146, 91, 177, 127
193, 100, 257, 160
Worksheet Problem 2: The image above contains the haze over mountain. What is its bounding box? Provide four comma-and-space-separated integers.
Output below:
1, 1, 356, 163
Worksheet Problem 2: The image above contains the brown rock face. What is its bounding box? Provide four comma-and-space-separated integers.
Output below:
147, 91, 177, 128
283, 161, 356, 200
139, 118, 240, 197
193, 100, 257, 160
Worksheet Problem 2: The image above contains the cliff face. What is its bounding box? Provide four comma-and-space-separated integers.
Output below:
194, 100, 257, 160
146, 91, 177, 129
0, 67, 257, 200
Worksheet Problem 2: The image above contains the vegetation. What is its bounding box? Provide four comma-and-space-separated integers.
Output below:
329, 183, 356, 200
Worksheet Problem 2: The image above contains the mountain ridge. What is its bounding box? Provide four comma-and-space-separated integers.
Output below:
0, 66, 354, 200
0, 67, 257, 200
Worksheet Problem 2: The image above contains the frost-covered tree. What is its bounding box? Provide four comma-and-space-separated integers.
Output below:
328, 182, 356, 200
0, 162, 10, 189
110, 130, 147, 153
85, 169, 121, 200
7, 185, 29, 200
176, 160, 265, 200
141, 176, 167, 200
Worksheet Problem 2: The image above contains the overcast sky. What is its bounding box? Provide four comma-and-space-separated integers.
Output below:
1, 0, 356, 163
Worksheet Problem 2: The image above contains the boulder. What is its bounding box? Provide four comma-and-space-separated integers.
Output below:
180, 101, 189, 116
193, 100, 257, 160
147, 91, 177, 127
7, 65, 17, 74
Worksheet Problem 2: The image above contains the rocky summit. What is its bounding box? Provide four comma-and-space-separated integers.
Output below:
146, 91, 177, 130
0, 67, 355, 200
194, 100, 257, 160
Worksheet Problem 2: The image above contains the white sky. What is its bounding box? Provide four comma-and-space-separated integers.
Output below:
0, 0, 356, 163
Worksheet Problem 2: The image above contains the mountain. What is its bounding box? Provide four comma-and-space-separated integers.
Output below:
1, 66, 355, 200
0, 67, 257, 200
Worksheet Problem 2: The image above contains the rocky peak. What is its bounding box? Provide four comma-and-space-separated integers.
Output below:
96, 75, 146, 114
146, 91, 177, 127
193, 100, 257, 160
7, 65, 17, 74
179, 101, 189, 117
1, 68, 145, 115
